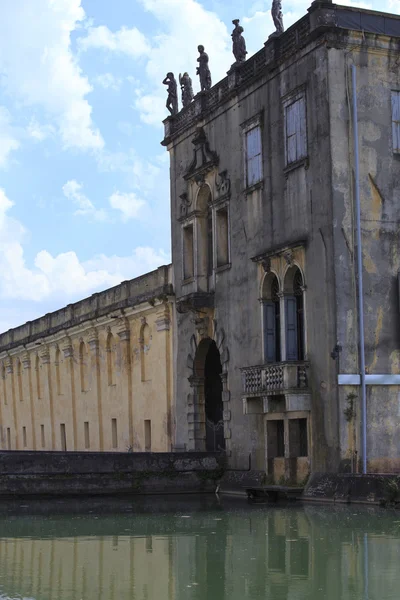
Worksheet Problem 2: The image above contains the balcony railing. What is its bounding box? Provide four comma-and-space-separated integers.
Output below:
241, 362, 309, 396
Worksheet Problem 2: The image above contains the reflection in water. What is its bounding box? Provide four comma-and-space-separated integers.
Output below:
0, 499, 399, 600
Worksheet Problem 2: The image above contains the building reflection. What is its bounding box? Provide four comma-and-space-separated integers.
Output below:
0, 504, 399, 599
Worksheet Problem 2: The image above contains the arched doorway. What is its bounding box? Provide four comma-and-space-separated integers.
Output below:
193, 338, 225, 452
204, 341, 225, 452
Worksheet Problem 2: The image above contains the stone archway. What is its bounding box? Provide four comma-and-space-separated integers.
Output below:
187, 322, 230, 452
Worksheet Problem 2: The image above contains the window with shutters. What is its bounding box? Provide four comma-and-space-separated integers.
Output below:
262, 274, 281, 363
284, 266, 305, 361
182, 224, 194, 280
283, 91, 307, 166
245, 126, 262, 187
391, 91, 400, 153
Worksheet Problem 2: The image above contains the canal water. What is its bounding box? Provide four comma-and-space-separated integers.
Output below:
0, 495, 399, 599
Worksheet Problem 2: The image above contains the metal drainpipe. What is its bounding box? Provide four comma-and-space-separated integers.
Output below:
352, 64, 367, 475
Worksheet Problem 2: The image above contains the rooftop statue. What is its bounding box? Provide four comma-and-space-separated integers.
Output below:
232, 19, 247, 63
196, 45, 212, 92
271, 0, 284, 35
179, 72, 194, 107
162, 72, 178, 116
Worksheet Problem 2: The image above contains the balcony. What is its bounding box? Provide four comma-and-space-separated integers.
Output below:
241, 362, 310, 414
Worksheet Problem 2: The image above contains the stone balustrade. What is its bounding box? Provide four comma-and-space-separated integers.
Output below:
241, 361, 309, 396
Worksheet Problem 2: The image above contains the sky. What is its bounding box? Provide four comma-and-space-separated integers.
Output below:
0, 0, 399, 333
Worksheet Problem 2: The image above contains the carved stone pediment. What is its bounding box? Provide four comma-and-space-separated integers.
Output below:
184, 127, 219, 181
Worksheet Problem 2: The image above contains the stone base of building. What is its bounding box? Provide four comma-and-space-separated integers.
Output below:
303, 472, 400, 506
0, 451, 223, 497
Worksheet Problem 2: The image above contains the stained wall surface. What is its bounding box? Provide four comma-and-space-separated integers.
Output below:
0, 266, 174, 453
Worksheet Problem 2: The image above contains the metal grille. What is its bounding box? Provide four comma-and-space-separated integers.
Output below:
206, 419, 225, 452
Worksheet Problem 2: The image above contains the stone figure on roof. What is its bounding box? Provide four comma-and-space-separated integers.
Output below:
232, 19, 247, 63
162, 72, 178, 116
271, 0, 284, 35
196, 45, 212, 92
179, 72, 194, 107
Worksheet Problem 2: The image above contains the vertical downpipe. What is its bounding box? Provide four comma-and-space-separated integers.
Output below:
352, 64, 367, 474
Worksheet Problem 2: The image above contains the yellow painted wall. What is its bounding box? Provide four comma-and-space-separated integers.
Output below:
0, 296, 174, 453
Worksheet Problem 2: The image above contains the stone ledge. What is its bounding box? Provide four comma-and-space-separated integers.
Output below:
303, 472, 400, 505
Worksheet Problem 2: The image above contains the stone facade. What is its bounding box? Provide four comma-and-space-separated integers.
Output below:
0, 266, 174, 453
162, 2, 400, 479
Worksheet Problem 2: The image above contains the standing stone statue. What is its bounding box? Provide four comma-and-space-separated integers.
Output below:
271, 0, 284, 35
232, 19, 247, 63
196, 45, 212, 92
162, 72, 178, 116
179, 72, 194, 107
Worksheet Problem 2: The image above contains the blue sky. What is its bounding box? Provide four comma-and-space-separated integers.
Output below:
0, 0, 398, 333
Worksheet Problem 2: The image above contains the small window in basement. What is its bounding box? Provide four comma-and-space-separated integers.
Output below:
289, 418, 308, 457
267, 419, 285, 458
183, 224, 194, 280
216, 206, 229, 268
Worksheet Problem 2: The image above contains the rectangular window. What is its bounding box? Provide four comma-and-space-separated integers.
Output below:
263, 302, 278, 363
267, 420, 285, 458
285, 296, 298, 361
392, 91, 400, 153
284, 94, 307, 165
245, 126, 262, 187
183, 224, 194, 280
289, 418, 308, 457
22, 426, 27, 448
207, 211, 213, 276
112, 418, 118, 449
144, 420, 152, 452
6, 428, 11, 450
84, 421, 90, 449
60, 424, 67, 451
40, 424, 45, 449
216, 207, 229, 268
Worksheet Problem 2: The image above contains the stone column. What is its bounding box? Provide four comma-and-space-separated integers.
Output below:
156, 302, 172, 449
5, 356, 18, 449
62, 337, 77, 450
22, 352, 36, 449
40, 345, 55, 449
117, 318, 133, 449
87, 328, 103, 451
187, 375, 206, 451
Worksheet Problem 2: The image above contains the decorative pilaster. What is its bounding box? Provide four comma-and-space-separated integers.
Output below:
39, 345, 55, 448
87, 328, 103, 451
22, 352, 36, 449
117, 318, 133, 448
62, 336, 77, 450
187, 375, 206, 451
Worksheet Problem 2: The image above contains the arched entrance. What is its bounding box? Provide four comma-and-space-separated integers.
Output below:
193, 338, 225, 452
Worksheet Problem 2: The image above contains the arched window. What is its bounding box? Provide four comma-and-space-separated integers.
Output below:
140, 323, 151, 382
262, 273, 281, 363
284, 266, 305, 361
55, 347, 61, 395
106, 332, 116, 386
35, 355, 41, 399
17, 359, 23, 402
79, 341, 88, 392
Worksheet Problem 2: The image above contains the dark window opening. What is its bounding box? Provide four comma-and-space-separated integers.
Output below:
289, 418, 308, 457
267, 419, 285, 458
207, 210, 213, 276
204, 341, 225, 452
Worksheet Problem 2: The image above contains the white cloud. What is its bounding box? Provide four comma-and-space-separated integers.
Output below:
27, 117, 55, 142
0, 188, 169, 309
62, 179, 107, 221
80, 24, 150, 57
93, 73, 123, 91
0, 0, 103, 151
109, 191, 146, 221
0, 107, 20, 168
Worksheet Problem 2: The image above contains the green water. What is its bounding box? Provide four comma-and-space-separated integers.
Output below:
0, 496, 399, 600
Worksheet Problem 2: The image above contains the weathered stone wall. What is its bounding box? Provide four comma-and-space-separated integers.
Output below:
328, 31, 400, 472
0, 266, 175, 453
167, 28, 337, 472
0, 451, 222, 496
